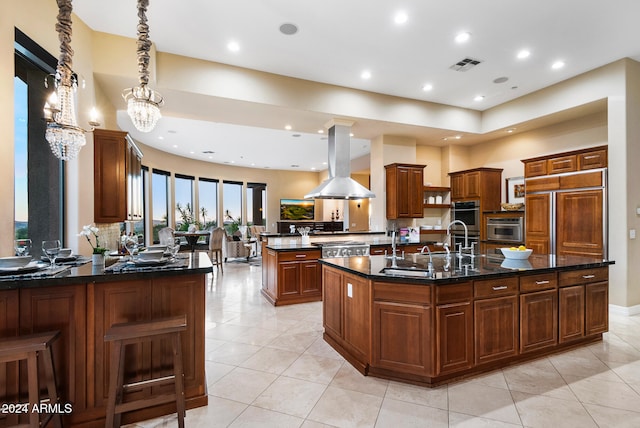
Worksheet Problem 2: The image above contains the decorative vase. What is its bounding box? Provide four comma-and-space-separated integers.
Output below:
92, 253, 105, 270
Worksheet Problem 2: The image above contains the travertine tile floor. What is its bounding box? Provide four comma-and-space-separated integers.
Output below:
127, 261, 640, 427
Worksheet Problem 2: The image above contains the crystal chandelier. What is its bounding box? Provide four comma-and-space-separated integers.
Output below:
122, 0, 164, 132
43, 0, 99, 161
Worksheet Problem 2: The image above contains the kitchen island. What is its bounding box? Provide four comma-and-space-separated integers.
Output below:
321, 253, 613, 386
0, 253, 211, 427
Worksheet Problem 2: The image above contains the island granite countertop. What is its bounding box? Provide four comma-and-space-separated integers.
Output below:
319, 253, 614, 284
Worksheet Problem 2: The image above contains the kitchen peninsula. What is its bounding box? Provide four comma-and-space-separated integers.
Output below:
321, 253, 612, 386
0, 254, 212, 427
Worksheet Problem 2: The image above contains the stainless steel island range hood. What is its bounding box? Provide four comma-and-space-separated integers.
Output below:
304, 120, 375, 200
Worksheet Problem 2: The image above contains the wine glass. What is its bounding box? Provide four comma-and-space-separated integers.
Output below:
42, 240, 61, 269
124, 237, 138, 261
15, 239, 32, 256
168, 237, 181, 260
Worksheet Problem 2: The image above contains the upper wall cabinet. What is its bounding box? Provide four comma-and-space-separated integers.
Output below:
385, 163, 426, 219
448, 168, 503, 206
94, 129, 143, 223
522, 146, 607, 178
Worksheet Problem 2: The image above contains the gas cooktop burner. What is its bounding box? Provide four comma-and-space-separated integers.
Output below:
314, 241, 370, 257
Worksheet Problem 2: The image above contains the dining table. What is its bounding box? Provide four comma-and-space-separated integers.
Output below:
174, 230, 211, 253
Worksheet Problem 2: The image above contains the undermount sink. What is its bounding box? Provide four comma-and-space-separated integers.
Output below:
380, 267, 434, 278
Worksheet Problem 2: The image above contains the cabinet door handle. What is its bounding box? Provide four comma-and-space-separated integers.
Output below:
535, 280, 550, 285
492, 286, 508, 291
582, 274, 596, 279
583, 155, 599, 160
553, 159, 571, 165
295, 254, 307, 258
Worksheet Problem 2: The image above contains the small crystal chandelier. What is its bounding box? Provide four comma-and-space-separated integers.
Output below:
44, 0, 99, 161
122, 0, 164, 132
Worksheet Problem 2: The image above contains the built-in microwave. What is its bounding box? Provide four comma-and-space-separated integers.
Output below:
452, 200, 480, 232
486, 217, 523, 243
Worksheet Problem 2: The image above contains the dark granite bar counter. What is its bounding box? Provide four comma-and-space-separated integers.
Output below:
0, 252, 212, 290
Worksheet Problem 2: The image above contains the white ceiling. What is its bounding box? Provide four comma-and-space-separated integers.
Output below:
73, 0, 640, 171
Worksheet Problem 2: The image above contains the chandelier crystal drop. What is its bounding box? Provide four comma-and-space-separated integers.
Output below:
123, 0, 163, 132
45, 83, 86, 161
43, 0, 97, 161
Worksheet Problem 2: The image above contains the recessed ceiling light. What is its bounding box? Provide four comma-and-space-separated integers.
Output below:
455, 32, 471, 43
474, 95, 485, 102
311, 167, 316, 171
517, 49, 530, 59
422, 83, 433, 91
284, 124, 292, 130
493, 76, 509, 84
349, 133, 354, 137
551, 60, 565, 70
507, 128, 516, 133
172, 144, 178, 148
360, 70, 372, 80
455, 135, 462, 140
227, 41, 240, 52
317, 130, 324, 134
394, 11, 408, 25
158, 136, 164, 140
279, 23, 298, 35
189, 151, 194, 154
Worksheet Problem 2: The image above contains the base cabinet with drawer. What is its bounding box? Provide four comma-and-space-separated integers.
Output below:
261, 248, 322, 305
321, 262, 609, 387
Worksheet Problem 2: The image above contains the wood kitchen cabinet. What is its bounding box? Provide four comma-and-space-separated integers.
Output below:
519, 272, 558, 353
523, 145, 607, 178
558, 267, 609, 343
372, 282, 432, 376
261, 248, 322, 305
385, 163, 425, 219
435, 282, 473, 375
322, 266, 371, 372
448, 168, 502, 204
94, 129, 143, 223
473, 277, 518, 365
524, 192, 551, 254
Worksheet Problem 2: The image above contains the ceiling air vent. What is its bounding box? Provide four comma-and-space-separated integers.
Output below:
450, 57, 483, 72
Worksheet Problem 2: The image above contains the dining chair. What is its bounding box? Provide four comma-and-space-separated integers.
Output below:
209, 227, 225, 273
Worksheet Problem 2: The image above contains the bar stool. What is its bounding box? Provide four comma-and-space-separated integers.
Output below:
0, 331, 63, 428
104, 315, 187, 428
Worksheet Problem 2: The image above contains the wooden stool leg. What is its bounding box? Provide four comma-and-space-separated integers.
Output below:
171, 334, 186, 428
41, 346, 63, 428
105, 341, 125, 428
27, 352, 39, 428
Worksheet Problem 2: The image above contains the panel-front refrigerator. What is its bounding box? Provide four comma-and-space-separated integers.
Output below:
525, 168, 607, 259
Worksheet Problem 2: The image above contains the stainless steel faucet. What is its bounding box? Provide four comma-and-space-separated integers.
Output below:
446, 220, 475, 259
420, 245, 434, 275
385, 230, 404, 267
